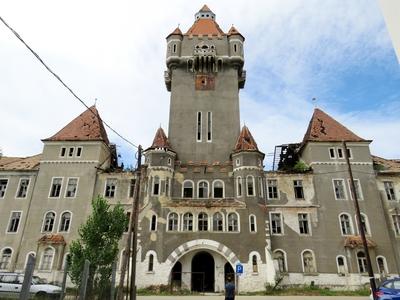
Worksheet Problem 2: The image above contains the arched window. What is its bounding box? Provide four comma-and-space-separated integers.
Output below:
198, 181, 209, 198
252, 255, 258, 273
152, 176, 160, 196
198, 213, 208, 231
376, 256, 388, 275
183, 181, 193, 198
59, 212, 71, 232
213, 212, 223, 231
249, 215, 256, 232
339, 213, 352, 235
40, 247, 54, 271
357, 251, 367, 273
0, 248, 12, 270
247, 176, 254, 196
227, 213, 238, 232
148, 254, 154, 272
302, 250, 316, 273
150, 215, 157, 231
237, 177, 242, 197
359, 214, 370, 235
213, 180, 224, 198
273, 250, 287, 273
258, 177, 263, 197
168, 213, 179, 231
182, 213, 193, 231
336, 255, 347, 275
42, 211, 55, 232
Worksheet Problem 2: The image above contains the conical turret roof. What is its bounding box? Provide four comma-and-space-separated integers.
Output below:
166, 27, 183, 39
43, 106, 109, 144
303, 108, 366, 143
234, 125, 259, 152
150, 127, 173, 150
227, 25, 244, 39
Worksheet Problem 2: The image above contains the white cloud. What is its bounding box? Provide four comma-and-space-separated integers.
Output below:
0, 0, 399, 167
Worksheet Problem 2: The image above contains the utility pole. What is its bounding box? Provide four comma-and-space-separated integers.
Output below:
117, 145, 142, 300
343, 141, 377, 299
130, 145, 142, 300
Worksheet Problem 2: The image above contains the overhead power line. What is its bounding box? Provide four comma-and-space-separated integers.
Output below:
0, 15, 138, 149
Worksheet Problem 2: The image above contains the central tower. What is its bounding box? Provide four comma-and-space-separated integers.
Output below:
165, 5, 246, 163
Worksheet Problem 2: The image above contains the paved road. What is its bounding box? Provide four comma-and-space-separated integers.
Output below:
137, 296, 369, 300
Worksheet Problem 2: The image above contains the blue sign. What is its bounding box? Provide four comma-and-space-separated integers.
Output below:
236, 263, 243, 274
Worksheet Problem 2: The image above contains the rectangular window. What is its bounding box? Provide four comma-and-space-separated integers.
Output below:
129, 179, 136, 198
271, 213, 283, 235
392, 215, 400, 236
7, 211, 21, 233
68, 147, 74, 157
197, 111, 202, 142
16, 178, 30, 198
267, 179, 278, 199
207, 111, 212, 141
105, 178, 117, 198
346, 148, 352, 159
65, 178, 78, 198
298, 213, 310, 235
0, 179, 8, 198
293, 180, 304, 199
329, 148, 336, 159
49, 178, 63, 198
333, 179, 346, 200
258, 177, 263, 197
337, 148, 344, 159
60, 147, 66, 157
384, 181, 396, 201
76, 147, 82, 157
165, 178, 170, 197
348, 179, 363, 200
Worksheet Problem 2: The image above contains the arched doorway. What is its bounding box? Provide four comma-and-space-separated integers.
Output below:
224, 262, 235, 285
191, 251, 214, 292
171, 261, 182, 289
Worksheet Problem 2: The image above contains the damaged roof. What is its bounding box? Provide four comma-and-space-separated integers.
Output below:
234, 125, 259, 152
0, 154, 41, 171
147, 127, 173, 151
372, 155, 400, 173
43, 106, 109, 144
303, 108, 366, 143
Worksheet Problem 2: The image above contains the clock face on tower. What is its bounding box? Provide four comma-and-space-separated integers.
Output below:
195, 74, 215, 90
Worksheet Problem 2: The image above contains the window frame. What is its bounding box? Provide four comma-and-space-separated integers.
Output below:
270, 212, 283, 235
15, 178, 30, 199
338, 213, 353, 236
75, 146, 83, 158
196, 111, 202, 142
59, 147, 67, 158
249, 214, 257, 233
167, 212, 179, 232
347, 178, 363, 201
236, 176, 242, 197
212, 180, 224, 198
0, 247, 13, 270
182, 212, 194, 231
383, 181, 396, 201
65, 177, 79, 198
227, 212, 239, 232
301, 249, 317, 273
266, 179, 279, 200
104, 178, 117, 198
356, 251, 367, 273
197, 180, 209, 199
212, 212, 224, 232
392, 214, 400, 236
329, 147, 336, 159
150, 214, 157, 231
246, 175, 255, 197
355, 213, 371, 236
58, 211, 72, 233
198, 212, 209, 232
273, 249, 288, 273
293, 180, 304, 200
336, 255, 348, 275
41, 211, 56, 233
376, 256, 389, 275
152, 176, 160, 196
0, 178, 9, 199
298, 213, 311, 235
332, 178, 347, 200
207, 111, 212, 142
6, 211, 22, 234
182, 180, 194, 198
39, 246, 55, 272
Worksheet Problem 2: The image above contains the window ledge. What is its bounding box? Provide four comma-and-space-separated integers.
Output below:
304, 272, 319, 276
251, 272, 259, 276
146, 271, 155, 275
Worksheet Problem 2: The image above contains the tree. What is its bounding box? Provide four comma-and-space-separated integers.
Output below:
68, 196, 128, 298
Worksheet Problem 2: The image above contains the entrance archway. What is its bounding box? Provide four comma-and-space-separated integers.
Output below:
191, 251, 214, 292
224, 262, 235, 285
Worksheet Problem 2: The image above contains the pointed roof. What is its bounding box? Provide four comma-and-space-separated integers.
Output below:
186, 18, 225, 36
150, 127, 173, 150
303, 108, 366, 143
166, 27, 183, 39
43, 106, 109, 144
199, 4, 212, 12
234, 126, 259, 152
227, 25, 244, 39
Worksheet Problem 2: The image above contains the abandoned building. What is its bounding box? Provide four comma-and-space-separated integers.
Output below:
0, 5, 399, 292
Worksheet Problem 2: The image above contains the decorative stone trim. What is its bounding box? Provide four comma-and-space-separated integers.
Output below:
40, 160, 98, 164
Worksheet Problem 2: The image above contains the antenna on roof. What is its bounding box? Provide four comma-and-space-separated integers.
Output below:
94, 98, 98, 107
178, 23, 180, 28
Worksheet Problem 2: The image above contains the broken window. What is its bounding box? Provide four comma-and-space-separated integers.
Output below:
333, 179, 346, 200
227, 213, 238, 232
65, 178, 78, 198
183, 213, 193, 231
274, 250, 287, 273
198, 181, 208, 198
384, 181, 396, 201
8, 211, 21, 233
357, 251, 367, 273
247, 176, 254, 196
298, 213, 310, 235
258, 177, 263, 197
392, 215, 400, 235
68, 147, 74, 157
237, 177, 242, 197
271, 213, 282, 235
293, 180, 304, 199
337, 256, 347, 275
59, 212, 71, 232
213, 180, 224, 198
153, 176, 160, 196
105, 178, 117, 198
16, 178, 30, 198
348, 179, 363, 200
339, 213, 352, 235
198, 213, 208, 231
377, 256, 387, 275
183, 181, 193, 198
267, 179, 278, 199
213, 212, 223, 231
42, 212, 55, 232
168, 213, 179, 231
0, 179, 8, 198
0, 248, 12, 270
49, 178, 62, 198
359, 214, 369, 235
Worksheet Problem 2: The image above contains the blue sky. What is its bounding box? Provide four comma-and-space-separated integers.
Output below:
0, 0, 399, 169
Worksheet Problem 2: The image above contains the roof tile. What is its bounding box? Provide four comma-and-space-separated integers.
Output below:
234, 125, 259, 152
0, 154, 41, 171
149, 127, 173, 150
186, 19, 225, 36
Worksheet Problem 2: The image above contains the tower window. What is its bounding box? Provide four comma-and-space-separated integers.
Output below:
148, 254, 154, 272
234, 44, 237, 52
207, 112, 212, 141
247, 176, 254, 196
150, 215, 157, 231
49, 178, 63, 198
237, 177, 242, 197
249, 215, 256, 232
197, 112, 202, 142
173, 44, 177, 53
153, 176, 160, 196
